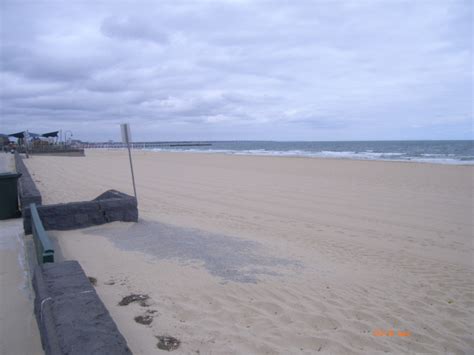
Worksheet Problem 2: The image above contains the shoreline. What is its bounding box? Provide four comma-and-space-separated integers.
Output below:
82, 147, 474, 166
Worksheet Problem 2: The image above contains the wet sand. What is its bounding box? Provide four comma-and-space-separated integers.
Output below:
27, 150, 473, 354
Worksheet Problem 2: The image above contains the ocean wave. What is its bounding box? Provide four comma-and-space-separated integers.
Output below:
147, 148, 473, 165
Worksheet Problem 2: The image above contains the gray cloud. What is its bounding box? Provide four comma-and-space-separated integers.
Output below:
0, 0, 472, 141
101, 16, 168, 44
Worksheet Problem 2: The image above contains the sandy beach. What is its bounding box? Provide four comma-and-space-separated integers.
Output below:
25, 150, 473, 354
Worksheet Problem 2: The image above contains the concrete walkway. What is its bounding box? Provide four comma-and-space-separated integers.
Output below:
0, 152, 15, 172
0, 153, 42, 354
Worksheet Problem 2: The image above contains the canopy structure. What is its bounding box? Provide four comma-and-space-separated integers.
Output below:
42, 131, 59, 138
9, 131, 49, 139
8, 131, 26, 138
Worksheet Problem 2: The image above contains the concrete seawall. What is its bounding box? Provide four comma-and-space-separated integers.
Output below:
16, 153, 136, 354
33, 261, 132, 355
15, 153, 42, 209
23, 190, 138, 234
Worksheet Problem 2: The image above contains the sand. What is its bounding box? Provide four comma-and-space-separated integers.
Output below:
25, 150, 473, 354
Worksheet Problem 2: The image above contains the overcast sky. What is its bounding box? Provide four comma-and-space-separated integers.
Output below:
1, 0, 472, 141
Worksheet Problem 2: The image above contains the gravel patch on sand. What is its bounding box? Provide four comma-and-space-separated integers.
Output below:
85, 220, 301, 283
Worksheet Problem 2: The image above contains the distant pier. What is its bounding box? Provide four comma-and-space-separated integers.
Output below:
78, 142, 212, 149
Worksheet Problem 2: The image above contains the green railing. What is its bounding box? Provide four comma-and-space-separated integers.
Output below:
30, 203, 54, 263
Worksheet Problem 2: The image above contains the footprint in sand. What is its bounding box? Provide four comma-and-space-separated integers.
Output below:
156, 336, 180, 351
134, 309, 158, 326
118, 293, 150, 307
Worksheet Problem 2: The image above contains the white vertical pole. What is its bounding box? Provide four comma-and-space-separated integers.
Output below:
127, 141, 137, 201
121, 123, 137, 202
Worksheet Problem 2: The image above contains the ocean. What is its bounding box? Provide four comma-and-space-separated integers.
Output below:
147, 140, 474, 165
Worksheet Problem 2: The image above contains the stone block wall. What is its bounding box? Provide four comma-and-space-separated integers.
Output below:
23, 190, 138, 234
14, 152, 42, 209
33, 260, 132, 355
17, 153, 136, 354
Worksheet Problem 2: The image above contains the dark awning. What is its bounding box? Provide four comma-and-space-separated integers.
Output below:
8, 131, 40, 138
9, 131, 25, 138
42, 131, 59, 138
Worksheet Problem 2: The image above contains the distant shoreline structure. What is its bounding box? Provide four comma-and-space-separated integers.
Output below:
78, 142, 213, 149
